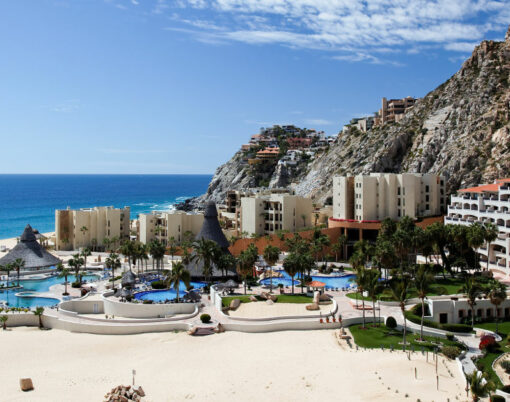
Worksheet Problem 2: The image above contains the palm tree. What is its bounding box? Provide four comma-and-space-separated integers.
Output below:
237, 252, 254, 294
33, 307, 44, 329
68, 253, 85, 285
149, 240, 166, 275
103, 237, 111, 252
12, 258, 25, 287
105, 253, 121, 288
312, 230, 330, 269
217, 253, 236, 278
193, 238, 221, 284
57, 263, 71, 296
365, 269, 381, 327
1, 263, 13, 286
390, 274, 412, 347
415, 265, 433, 340
167, 237, 178, 267
283, 252, 300, 294
426, 222, 452, 276
483, 222, 499, 271
263, 245, 280, 292
80, 226, 88, 245
462, 275, 482, 328
353, 266, 370, 328
165, 261, 190, 302
486, 279, 507, 333
300, 214, 307, 227
467, 370, 494, 401
120, 241, 135, 271
0, 315, 7, 330
80, 248, 91, 271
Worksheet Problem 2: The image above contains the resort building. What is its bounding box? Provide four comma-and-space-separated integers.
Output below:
55, 206, 130, 251
138, 211, 204, 245
333, 173, 445, 222
349, 116, 374, 133
374, 96, 417, 126
330, 173, 445, 255
445, 179, 510, 273
427, 296, 510, 325
240, 192, 313, 236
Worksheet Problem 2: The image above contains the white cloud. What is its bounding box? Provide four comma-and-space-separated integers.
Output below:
165, 0, 509, 62
444, 41, 478, 52
48, 99, 80, 113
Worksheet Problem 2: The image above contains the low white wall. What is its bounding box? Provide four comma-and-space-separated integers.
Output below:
60, 299, 104, 315
1, 313, 39, 327
43, 314, 192, 335
223, 315, 382, 333
102, 293, 197, 319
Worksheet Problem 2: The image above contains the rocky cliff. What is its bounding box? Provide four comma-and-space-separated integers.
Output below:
196, 27, 510, 206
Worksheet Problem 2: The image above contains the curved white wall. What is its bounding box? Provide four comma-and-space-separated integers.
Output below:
102, 293, 197, 319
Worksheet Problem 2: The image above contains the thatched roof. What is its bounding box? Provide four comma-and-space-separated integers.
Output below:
195, 202, 230, 250
121, 270, 136, 288
0, 225, 61, 269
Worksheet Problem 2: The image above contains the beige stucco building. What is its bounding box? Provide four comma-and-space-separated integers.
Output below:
55, 206, 130, 251
138, 211, 204, 245
333, 173, 446, 222
240, 192, 313, 236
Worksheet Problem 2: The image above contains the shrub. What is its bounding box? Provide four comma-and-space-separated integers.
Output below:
386, 316, 397, 329
109, 275, 122, 282
499, 360, 510, 374
200, 314, 211, 323
491, 396, 505, 402
71, 282, 81, 288
441, 346, 461, 360
445, 332, 455, 341
142, 300, 153, 304
151, 280, 166, 290
441, 323, 473, 333
479, 335, 497, 352
501, 385, 510, 393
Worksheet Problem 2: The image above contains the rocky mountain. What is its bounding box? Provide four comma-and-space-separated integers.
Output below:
194, 27, 510, 207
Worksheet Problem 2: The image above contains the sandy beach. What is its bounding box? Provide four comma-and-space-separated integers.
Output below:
1, 327, 467, 402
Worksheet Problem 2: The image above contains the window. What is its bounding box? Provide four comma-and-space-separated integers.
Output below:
425, 185, 429, 192
398, 199, 401, 206
426, 195, 429, 202
458, 310, 464, 318
397, 209, 401, 217
397, 187, 401, 195
426, 204, 429, 210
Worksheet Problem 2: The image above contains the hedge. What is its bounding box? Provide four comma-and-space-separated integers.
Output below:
405, 304, 472, 333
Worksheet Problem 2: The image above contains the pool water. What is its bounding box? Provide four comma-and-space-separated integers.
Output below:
0, 274, 99, 308
134, 281, 206, 302
260, 271, 357, 289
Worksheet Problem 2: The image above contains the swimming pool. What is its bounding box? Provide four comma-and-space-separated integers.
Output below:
134, 281, 206, 302
260, 271, 357, 289
0, 274, 99, 308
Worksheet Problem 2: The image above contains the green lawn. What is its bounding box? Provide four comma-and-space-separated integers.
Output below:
345, 277, 466, 303
222, 294, 312, 308
350, 324, 465, 352
471, 321, 510, 388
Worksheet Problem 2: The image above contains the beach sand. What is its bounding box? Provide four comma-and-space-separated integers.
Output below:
1, 327, 468, 402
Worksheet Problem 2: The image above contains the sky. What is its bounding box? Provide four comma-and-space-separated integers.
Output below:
0, 0, 508, 174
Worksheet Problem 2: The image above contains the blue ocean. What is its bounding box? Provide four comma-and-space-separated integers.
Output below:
0, 174, 212, 239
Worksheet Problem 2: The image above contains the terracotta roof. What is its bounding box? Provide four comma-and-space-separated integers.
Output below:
459, 184, 500, 193
307, 281, 326, 287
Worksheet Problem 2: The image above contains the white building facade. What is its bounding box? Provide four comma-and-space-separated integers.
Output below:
445, 179, 510, 273
333, 173, 446, 221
